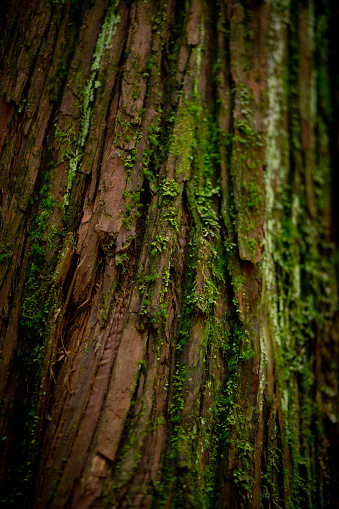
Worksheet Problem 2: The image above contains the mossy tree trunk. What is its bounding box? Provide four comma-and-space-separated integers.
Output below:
0, 0, 338, 507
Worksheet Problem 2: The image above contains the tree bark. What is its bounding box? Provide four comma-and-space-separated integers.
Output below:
0, 0, 338, 507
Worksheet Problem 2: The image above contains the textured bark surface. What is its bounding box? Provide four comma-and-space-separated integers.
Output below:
0, 0, 338, 508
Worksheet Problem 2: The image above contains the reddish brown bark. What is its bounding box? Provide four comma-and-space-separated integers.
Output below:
0, 0, 338, 508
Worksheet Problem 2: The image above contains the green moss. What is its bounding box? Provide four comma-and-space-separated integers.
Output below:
140, 122, 162, 191
55, 121, 76, 162
150, 234, 169, 255
122, 190, 142, 230
0, 244, 13, 264
159, 179, 180, 200
171, 100, 197, 178
242, 179, 263, 210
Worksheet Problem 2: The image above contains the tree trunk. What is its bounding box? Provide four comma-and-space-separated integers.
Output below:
0, 0, 338, 507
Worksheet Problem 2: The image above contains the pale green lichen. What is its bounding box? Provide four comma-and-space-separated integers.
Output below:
194, 19, 204, 95
261, 2, 330, 504
308, 0, 317, 126
260, 0, 290, 417
63, 2, 121, 207
262, 3, 288, 346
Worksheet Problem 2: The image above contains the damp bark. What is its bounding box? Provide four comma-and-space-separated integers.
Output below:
0, 0, 338, 508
